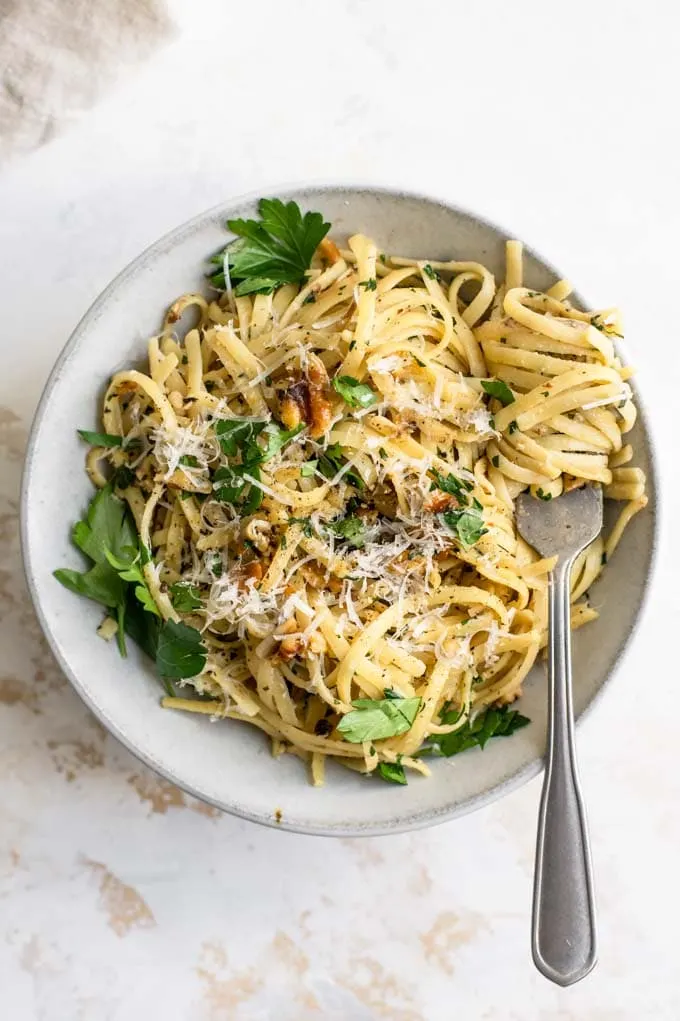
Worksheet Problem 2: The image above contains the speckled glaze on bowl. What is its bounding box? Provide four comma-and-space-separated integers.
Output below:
21, 186, 658, 836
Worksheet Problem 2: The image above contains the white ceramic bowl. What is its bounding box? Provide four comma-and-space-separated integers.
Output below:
21, 186, 658, 835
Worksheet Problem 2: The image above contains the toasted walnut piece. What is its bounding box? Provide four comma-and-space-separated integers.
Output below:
238, 561, 263, 591
319, 238, 342, 264
300, 563, 342, 594
308, 631, 326, 654
277, 617, 304, 661
424, 492, 459, 514
307, 354, 332, 438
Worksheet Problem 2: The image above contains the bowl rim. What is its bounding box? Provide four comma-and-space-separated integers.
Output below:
19, 181, 661, 836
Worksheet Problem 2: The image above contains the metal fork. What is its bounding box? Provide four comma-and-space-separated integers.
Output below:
516, 485, 602, 986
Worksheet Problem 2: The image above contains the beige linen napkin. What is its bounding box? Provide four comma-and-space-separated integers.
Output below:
0, 0, 174, 163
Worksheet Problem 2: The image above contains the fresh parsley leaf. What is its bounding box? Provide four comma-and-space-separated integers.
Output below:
224, 198, 330, 297
259, 422, 305, 461
213, 464, 263, 514
71, 484, 138, 567
377, 761, 408, 785
300, 460, 318, 477
104, 549, 160, 617
441, 508, 487, 547
439, 703, 464, 725
318, 443, 364, 490
53, 561, 125, 609
429, 469, 473, 502
169, 582, 202, 613
215, 417, 302, 468
54, 485, 157, 660
77, 429, 123, 448
155, 620, 207, 679
338, 696, 421, 743
318, 442, 344, 473
332, 375, 378, 409
214, 418, 265, 457
122, 587, 159, 660
179, 454, 200, 468
113, 465, 135, 489
481, 379, 515, 406
329, 515, 366, 548
434, 706, 530, 757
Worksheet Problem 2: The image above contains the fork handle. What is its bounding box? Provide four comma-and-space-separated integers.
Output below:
532, 556, 597, 986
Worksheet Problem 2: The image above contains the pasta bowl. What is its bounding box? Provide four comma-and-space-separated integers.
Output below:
21, 185, 657, 835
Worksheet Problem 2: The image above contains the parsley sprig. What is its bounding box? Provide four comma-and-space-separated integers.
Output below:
209, 198, 330, 296
419, 705, 530, 757
428, 469, 486, 546
213, 418, 304, 513
54, 484, 206, 682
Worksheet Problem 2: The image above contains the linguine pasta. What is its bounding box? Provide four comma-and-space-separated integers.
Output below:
67, 219, 647, 787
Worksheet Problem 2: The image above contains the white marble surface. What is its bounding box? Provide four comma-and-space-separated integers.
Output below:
1, 1, 678, 1017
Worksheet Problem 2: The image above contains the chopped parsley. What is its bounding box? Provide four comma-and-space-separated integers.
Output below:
535, 488, 552, 501
318, 442, 364, 490
377, 761, 407, 785
332, 375, 378, 409
429, 469, 474, 502
169, 582, 202, 613
358, 278, 377, 291
508, 420, 518, 434
288, 516, 314, 538
441, 507, 487, 547
481, 379, 515, 406
113, 465, 135, 489
328, 515, 366, 548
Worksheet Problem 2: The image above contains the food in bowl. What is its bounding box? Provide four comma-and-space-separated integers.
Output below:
54, 197, 647, 787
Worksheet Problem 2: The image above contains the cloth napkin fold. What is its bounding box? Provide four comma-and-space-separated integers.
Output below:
0, 0, 174, 163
